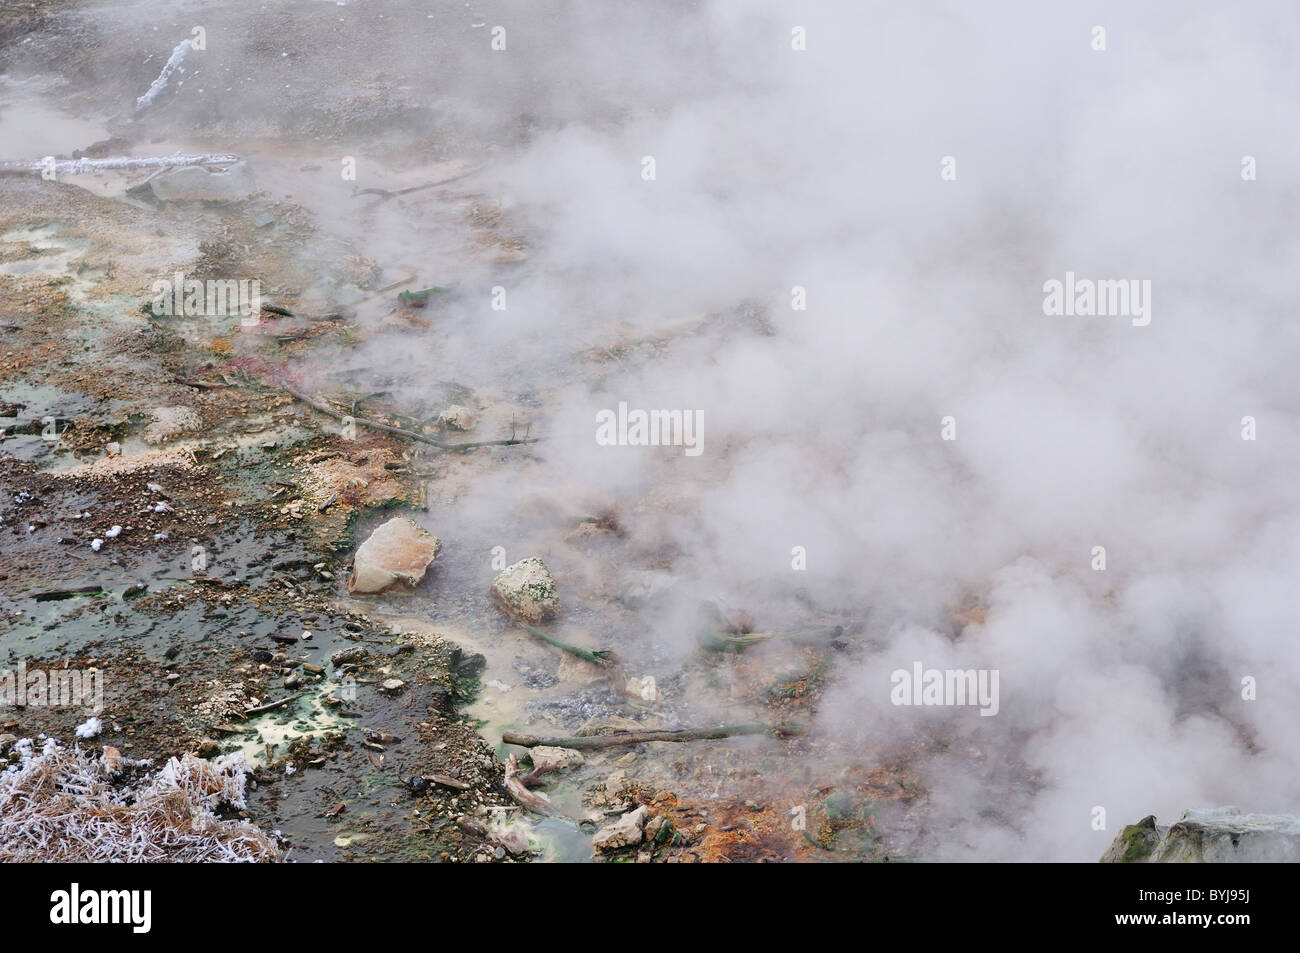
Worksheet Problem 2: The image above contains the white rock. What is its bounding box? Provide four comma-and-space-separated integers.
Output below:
592, 806, 648, 851
529, 746, 584, 774
348, 517, 442, 594
625, 676, 661, 701
437, 404, 476, 431
489, 556, 560, 623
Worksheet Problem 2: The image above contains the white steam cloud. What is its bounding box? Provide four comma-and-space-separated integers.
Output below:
397, 0, 1299, 860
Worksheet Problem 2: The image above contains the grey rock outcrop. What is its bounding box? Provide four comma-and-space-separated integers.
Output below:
1102, 807, 1300, 863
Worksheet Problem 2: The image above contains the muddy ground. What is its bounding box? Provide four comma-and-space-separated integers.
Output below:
0, 0, 965, 863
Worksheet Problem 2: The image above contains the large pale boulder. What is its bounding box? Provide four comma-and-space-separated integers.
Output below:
490, 556, 560, 623
348, 517, 441, 594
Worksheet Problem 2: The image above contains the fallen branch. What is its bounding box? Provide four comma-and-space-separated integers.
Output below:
259, 303, 350, 323
503, 755, 553, 815
33, 585, 104, 602
0, 153, 241, 177
696, 624, 844, 653
521, 623, 612, 665
352, 167, 483, 200
136, 38, 191, 110
398, 285, 453, 308
502, 723, 804, 750
242, 693, 305, 717
280, 381, 539, 452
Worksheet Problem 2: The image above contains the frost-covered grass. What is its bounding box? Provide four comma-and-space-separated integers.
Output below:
0, 738, 282, 862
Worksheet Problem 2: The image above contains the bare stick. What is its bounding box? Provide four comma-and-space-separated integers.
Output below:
0, 153, 241, 176
280, 382, 538, 452
352, 167, 484, 200
501, 723, 803, 750
243, 693, 305, 717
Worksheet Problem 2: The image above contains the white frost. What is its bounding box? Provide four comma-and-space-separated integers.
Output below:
136, 39, 192, 110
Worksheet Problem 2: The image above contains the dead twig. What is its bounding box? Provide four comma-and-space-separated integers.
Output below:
425, 773, 470, 791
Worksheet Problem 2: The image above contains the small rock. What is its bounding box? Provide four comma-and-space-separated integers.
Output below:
348, 517, 441, 595
101, 746, 123, 775
437, 404, 477, 431
645, 815, 677, 845
380, 678, 405, 694
592, 805, 648, 851
149, 160, 255, 202
575, 715, 644, 736
625, 675, 661, 701
489, 556, 560, 624
529, 745, 584, 773
331, 646, 367, 666
556, 651, 608, 687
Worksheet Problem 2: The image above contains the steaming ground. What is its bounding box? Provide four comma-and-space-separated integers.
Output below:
5, 0, 1298, 860
430, 0, 1300, 860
